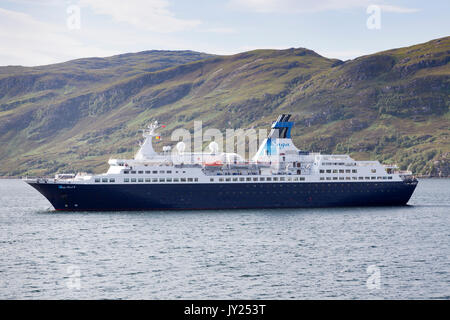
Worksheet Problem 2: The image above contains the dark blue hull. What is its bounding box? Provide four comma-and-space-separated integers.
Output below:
27, 180, 418, 211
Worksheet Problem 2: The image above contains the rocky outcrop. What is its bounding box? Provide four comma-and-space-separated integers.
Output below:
429, 155, 450, 177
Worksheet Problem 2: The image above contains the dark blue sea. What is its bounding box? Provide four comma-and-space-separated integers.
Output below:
0, 178, 449, 299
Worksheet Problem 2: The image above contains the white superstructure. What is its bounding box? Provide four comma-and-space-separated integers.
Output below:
30, 115, 414, 186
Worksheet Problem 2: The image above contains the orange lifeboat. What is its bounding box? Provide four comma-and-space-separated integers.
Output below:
203, 160, 223, 167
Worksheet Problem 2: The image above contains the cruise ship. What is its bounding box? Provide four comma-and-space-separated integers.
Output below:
25, 114, 418, 211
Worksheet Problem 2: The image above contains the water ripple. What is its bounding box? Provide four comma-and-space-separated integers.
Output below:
0, 179, 449, 299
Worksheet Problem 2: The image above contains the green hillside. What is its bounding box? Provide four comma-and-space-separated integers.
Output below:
0, 38, 448, 177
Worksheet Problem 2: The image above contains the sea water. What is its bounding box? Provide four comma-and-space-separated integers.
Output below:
0, 179, 448, 299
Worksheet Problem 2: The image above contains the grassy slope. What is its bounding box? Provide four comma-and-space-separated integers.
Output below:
0, 38, 448, 176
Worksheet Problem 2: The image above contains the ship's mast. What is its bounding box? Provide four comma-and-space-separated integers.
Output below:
134, 121, 160, 160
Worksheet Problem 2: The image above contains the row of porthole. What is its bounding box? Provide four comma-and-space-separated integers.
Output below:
320, 176, 393, 181
93, 177, 197, 183
320, 169, 358, 174
216, 177, 306, 182
94, 176, 392, 183
124, 177, 198, 183
124, 170, 183, 174
95, 177, 307, 183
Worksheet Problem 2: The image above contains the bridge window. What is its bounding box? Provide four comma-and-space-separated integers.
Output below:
102, 178, 108, 182
131, 171, 136, 174
166, 178, 172, 182
145, 171, 150, 174
95, 178, 100, 183
326, 169, 331, 173
138, 171, 143, 174
320, 170, 324, 173
145, 178, 151, 182
174, 178, 179, 182
152, 178, 158, 182
352, 169, 357, 173
138, 178, 143, 182
159, 178, 165, 182
131, 178, 136, 182
124, 178, 129, 182
109, 178, 115, 182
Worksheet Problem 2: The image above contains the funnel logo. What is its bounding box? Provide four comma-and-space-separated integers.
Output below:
278, 143, 290, 149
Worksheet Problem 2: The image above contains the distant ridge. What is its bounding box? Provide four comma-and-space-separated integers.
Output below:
0, 37, 448, 177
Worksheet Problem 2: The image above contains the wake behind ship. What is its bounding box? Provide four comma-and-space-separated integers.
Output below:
25, 114, 418, 211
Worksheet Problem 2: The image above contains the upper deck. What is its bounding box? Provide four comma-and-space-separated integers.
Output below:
23, 114, 414, 185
